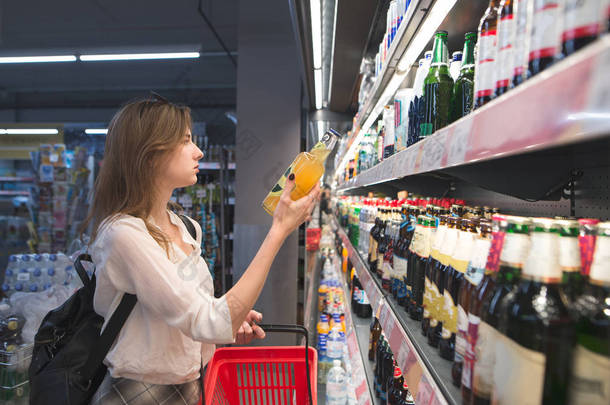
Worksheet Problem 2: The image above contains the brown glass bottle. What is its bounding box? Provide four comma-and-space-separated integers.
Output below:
369, 317, 382, 361
428, 216, 458, 347
474, 0, 501, 108
561, 0, 602, 57
472, 215, 530, 405
455, 221, 492, 390
440, 219, 477, 361
423, 215, 448, 336
495, 0, 515, 97
410, 216, 434, 321
528, 0, 562, 77
497, 218, 574, 405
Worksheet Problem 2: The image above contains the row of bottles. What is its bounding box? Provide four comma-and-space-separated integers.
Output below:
341, 1, 610, 184
334, 194, 609, 405
369, 317, 415, 405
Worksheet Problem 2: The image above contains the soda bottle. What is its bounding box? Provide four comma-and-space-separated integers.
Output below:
420, 31, 454, 138
262, 129, 341, 214
450, 32, 477, 122
495, 0, 516, 97
528, 0, 562, 77
561, 0, 602, 57
474, 0, 501, 109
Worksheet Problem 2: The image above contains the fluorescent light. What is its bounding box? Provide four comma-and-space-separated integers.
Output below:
314, 69, 323, 109
85, 128, 108, 135
0, 55, 76, 64
80, 52, 200, 61
0, 128, 59, 135
310, 0, 322, 69
327, 0, 338, 103
317, 121, 325, 141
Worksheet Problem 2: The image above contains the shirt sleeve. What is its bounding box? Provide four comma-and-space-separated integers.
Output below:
100, 217, 234, 344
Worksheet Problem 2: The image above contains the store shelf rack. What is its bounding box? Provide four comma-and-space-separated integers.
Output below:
0, 177, 35, 182
339, 36, 610, 194
0, 191, 30, 196
332, 250, 375, 405
334, 217, 458, 405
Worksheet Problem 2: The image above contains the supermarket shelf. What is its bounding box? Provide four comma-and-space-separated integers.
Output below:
338, 36, 610, 194
334, 254, 375, 405
334, 217, 458, 405
0, 190, 29, 196
198, 162, 236, 170
0, 177, 35, 182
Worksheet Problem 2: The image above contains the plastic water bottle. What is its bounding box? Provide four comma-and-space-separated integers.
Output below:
31, 267, 43, 292
3, 255, 19, 292
326, 360, 347, 405
327, 325, 345, 363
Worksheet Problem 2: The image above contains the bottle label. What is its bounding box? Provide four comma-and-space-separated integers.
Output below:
492, 334, 545, 405
485, 230, 506, 273
562, 0, 601, 42
465, 237, 492, 285
462, 314, 480, 389
429, 282, 440, 321
442, 289, 457, 334
529, 1, 561, 61
499, 232, 530, 268
569, 344, 610, 405
431, 225, 447, 255
453, 232, 475, 273
590, 236, 610, 283
559, 236, 581, 272
394, 254, 407, 278
496, 15, 515, 88
513, 0, 529, 78
17, 272, 30, 281
523, 232, 561, 281
455, 304, 468, 357
370, 239, 378, 262
417, 228, 432, 259
473, 321, 497, 398
327, 340, 343, 359
440, 227, 459, 258
360, 289, 370, 305
475, 30, 497, 98
423, 276, 431, 319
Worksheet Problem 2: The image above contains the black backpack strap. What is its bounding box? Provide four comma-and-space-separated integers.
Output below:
179, 214, 197, 240
80, 293, 137, 382
74, 253, 94, 287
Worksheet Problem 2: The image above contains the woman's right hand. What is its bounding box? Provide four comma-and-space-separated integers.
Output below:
271, 174, 320, 239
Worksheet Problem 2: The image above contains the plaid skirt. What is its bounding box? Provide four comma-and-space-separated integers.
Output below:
90, 372, 202, 405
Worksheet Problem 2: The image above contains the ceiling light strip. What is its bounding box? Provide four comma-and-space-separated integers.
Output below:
0, 55, 76, 64
79, 52, 200, 61
0, 129, 59, 135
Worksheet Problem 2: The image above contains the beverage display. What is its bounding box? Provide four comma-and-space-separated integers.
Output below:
262, 129, 340, 215
420, 31, 454, 137
569, 222, 610, 405
474, 0, 501, 108
450, 32, 477, 122
496, 218, 574, 405
528, 0, 562, 77
495, 0, 515, 97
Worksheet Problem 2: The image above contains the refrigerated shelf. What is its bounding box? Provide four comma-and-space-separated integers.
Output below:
334, 217, 459, 405
338, 36, 610, 194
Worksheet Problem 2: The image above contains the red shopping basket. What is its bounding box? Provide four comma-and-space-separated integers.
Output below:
204, 324, 317, 405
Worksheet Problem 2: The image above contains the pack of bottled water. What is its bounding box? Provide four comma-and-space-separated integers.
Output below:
2, 252, 83, 296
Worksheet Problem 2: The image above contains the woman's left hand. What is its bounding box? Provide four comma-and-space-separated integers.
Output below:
235, 310, 266, 345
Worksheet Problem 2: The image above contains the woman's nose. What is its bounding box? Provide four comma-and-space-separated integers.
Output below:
195, 146, 204, 160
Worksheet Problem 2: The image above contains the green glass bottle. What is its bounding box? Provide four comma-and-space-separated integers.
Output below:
420, 31, 454, 137
555, 219, 585, 301
497, 218, 574, 405
569, 222, 610, 405
450, 32, 477, 123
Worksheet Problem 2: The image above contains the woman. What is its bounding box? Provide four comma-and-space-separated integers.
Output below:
86, 95, 319, 404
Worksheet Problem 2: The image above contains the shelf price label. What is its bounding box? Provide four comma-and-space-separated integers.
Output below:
420, 131, 447, 172
395, 340, 411, 374
447, 119, 473, 166
416, 375, 437, 405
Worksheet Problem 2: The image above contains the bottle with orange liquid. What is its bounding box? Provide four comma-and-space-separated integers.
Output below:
262, 129, 341, 215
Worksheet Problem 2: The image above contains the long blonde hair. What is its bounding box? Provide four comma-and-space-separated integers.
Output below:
83, 96, 192, 254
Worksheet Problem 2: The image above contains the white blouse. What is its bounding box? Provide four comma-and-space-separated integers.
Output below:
91, 211, 234, 385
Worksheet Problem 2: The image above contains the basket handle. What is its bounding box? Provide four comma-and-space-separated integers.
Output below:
257, 324, 313, 405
